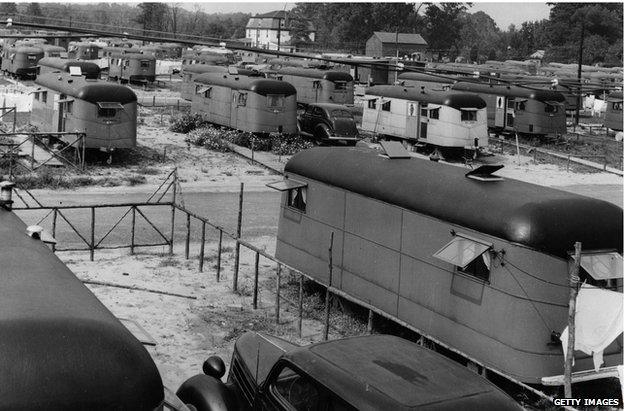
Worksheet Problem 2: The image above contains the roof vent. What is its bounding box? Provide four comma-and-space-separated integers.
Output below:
465, 164, 504, 182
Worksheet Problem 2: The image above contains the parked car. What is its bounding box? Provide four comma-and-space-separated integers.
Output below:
297, 103, 359, 145
176, 332, 523, 410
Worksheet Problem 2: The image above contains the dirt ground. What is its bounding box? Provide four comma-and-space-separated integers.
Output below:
63, 240, 352, 391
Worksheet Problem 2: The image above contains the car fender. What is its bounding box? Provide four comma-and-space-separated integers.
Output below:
314, 123, 331, 139
176, 374, 239, 411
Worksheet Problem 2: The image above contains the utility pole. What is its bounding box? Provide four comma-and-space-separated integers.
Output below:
564, 242, 582, 398
575, 18, 586, 126
394, 27, 399, 84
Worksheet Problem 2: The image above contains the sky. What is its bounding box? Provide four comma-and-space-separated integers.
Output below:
187, 2, 554, 29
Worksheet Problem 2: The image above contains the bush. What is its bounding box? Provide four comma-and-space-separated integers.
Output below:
185, 127, 231, 153
169, 113, 211, 133
270, 134, 314, 155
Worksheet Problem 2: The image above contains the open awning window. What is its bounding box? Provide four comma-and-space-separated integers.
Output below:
266, 179, 307, 191
433, 234, 492, 269
196, 86, 211, 94
97, 102, 124, 110
573, 252, 623, 280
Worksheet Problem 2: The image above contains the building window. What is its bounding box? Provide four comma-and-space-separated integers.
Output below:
429, 108, 440, 119
267, 94, 284, 108
368, 99, 376, 109
433, 234, 492, 282
381, 100, 391, 111
287, 187, 306, 212
461, 110, 477, 122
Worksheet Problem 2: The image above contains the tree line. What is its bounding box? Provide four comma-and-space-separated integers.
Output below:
0, 2, 620, 66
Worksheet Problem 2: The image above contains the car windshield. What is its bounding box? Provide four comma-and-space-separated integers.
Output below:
331, 109, 353, 119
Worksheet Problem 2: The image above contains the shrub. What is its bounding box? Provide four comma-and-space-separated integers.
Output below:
270, 134, 314, 155
185, 127, 231, 153
169, 113, 211, 133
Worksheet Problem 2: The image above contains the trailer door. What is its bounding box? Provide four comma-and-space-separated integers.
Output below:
230, 90, 238, 129
505, 97, 515, 129
494, 96, 506, 128
405, 101, 419, 139
419, 103, 428, 140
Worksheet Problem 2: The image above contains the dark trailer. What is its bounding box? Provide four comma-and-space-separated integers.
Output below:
451, 82, 567, 137
37, 57, 101, 79
605, 91, 623, 131
271, 67, 355, 106
0, 204, 165, 410
273, 147, 622, 383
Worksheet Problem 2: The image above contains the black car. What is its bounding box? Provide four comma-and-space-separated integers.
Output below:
297, 103, 359, 145
177, 332, 523, 410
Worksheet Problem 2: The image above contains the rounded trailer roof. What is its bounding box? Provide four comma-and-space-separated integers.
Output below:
366, 85, 487, 109
284, 147, 622, 258
35, 72, 137, 105
195, 72, 296, 96
452, 81, 567, 103
38, 57, 100, 72
0, 208, 163, 409
275, 67, 354, 82
110, 52, 156, 61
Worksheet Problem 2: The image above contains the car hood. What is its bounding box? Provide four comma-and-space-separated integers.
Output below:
332, 118, 359, 137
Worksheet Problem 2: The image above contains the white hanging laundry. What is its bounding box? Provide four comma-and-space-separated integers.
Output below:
560, 285, 623, 372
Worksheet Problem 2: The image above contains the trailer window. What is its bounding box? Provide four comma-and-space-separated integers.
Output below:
334, 81, 347, 90
461, 110, 477, 122
65, 101, 73, 114
381, 101, 391, 111
612, 102, 622, 111
98, 107, 117, 118
27, 54, 37, 61
515, 100, 526, 111
429, 108, 440, 119
238, 93, 247, 106
41, 91, 47, 103
367, 99, 376, 109
433, 234, 492, 282
267, 94, 284, 108
140, 60, 151, 68
287, 187, 306, 212
544, 104, 558, 113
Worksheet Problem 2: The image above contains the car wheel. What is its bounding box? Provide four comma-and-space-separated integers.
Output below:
314, 124, 331, 142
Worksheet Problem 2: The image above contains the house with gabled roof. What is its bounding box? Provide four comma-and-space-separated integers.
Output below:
245, 10, 316, 51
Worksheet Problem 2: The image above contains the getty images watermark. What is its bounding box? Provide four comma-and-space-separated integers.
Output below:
554, 398, 620, 407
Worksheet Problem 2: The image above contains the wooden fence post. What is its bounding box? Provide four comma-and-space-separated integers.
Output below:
30, 134, 35, 170
253, 252, 259, 309
233, 182, 244, 291
199, 221, 206, 272
564, 242, 582, 398
51, 208, 58, 253
185, 212, 191, 259
169, 170, 177, 255
275, 264, 281, 324
130, 206, 136, 255
323, 232, 335, 341
298, 273, 304, 338
12, 106, 16, 133
90, 206, 95, 261
216, 229, 222, 281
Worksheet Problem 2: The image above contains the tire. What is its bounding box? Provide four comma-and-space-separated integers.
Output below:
314, 124, 331, 143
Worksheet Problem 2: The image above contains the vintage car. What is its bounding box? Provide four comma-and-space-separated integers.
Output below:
297, 103, 359, 145
176, 332, 522, 410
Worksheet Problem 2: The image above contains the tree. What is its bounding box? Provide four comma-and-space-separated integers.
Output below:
135, 2, 169, 35
423, 3, 471, 59
0, 3, 18, 16
458, 11, 501, 62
